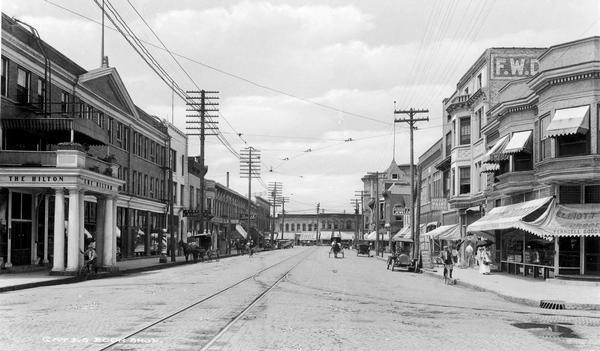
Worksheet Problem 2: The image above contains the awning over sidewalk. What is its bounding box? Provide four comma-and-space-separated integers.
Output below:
518, 202, 600, 238
423, 224, 460, 240
503, 130, 532, 154
467, 197, 553, 233
546, 105, 590, 137
366, 231, 390, 241
392, 226, 412, 242
235, 224, 248, 239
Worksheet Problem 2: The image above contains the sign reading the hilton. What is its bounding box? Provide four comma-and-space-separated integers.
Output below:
7, 175, 65, 183
491, 54, 539, 79
1, 173, 117, 193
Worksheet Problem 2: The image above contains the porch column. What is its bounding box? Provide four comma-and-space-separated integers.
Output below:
31, 194, 39, 264
111, 198, 117, 265
554, 237, 560, 277
43, 195, 49, 264
52, 189, 65, 272
66, 189, 80, 272
95, 197, 106, 266
79, 190, 85, 267
6, 190, 13, 268
580, 237, 585, 275
103, 196, 115, 267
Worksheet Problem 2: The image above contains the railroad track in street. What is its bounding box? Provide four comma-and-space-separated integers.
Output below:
96, 248, 314, 351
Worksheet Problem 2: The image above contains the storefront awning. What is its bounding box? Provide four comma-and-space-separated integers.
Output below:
235, 224, 248, 239
518, 202, 600, 238
546, 105, 590, 137
503, 130, 532, 154
467, 197, 553, 233
483, 135, 510, 163
422, 224, 459, 240
392, 226, 412, 242
366, 231, 390, 241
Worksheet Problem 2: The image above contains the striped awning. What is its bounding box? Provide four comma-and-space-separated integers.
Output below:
546, 105, 590, 137
1, 118, 109, 145
483, 135, 510, 163
503, 130, 532, 154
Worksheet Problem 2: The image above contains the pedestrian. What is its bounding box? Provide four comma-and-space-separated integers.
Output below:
465, 243, 474, 268
451, 245, 459, 265
441, 246, 453, 281
479, 247, 491, 275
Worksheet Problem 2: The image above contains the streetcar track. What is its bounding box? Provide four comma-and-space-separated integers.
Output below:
95, 248, 313, 351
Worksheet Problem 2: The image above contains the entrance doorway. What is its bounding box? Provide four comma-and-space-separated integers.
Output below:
558, 237, 580, 275
585, 236, 600, 275
11, 192, 33, 265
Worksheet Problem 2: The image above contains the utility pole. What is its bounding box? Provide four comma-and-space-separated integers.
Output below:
394, 107, 428, 260
280, 196, 290, 244
354, 190, 367, 240
268, 182, 282, 245
240, 147, 260, 244
350, 198, 360, 247
367, 172, 383, 256
186, 90, 219, 237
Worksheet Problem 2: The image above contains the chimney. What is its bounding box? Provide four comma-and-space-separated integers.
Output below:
226, 172, 229, 188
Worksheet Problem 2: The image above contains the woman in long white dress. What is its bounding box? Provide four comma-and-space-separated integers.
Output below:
479, 247, 491, 275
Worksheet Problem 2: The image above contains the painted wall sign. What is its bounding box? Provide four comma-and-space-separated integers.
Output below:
491, 54, 539, 79
6, 175, 65, 183
393, 206, 410, 215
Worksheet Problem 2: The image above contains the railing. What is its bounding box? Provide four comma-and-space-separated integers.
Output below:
0, 150, 57, 167
453, 94, 470, 103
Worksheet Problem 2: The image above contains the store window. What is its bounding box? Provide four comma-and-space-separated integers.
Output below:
16, 67, 30, 104
539, 114, 551, 161
37, 78, 44, 110
459, 166, 470, 195
459, 117, 471, 145
585, 185, 600, 204
557, 133, 589, 157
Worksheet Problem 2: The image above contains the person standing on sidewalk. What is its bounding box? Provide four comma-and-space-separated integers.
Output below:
441, 246, 453, 281
465, 243, 474, 268
479, 247, 491, 275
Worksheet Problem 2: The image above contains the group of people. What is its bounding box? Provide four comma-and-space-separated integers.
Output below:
440, 242, 493, 279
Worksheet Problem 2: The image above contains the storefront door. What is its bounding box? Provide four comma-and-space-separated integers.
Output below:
558, 237, 581, 275
585, 237, 600, 275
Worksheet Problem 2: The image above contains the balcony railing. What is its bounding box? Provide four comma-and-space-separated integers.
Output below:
0, 150, 57, 167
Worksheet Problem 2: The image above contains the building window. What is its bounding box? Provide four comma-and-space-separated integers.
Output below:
180, 184, 184, 206
149, 176, 154, 198
585, 185, 600, 204
475, 108, 483, 140
285, 223, 289, 232
445, 131, 452, 156
559, 185, 581, 204
182, 155, 185, 176
557, 133, 589, 158
459, 117, 471, 145
171, 149, 177, 172
1, 57, 7, 96
138, 173, 142, 195
173, 182, 178, 204
123, 126, 129, 151
291, 223, 295, 231
132, 132, 137, 155
451, 169, 455, 196
477, 73, 482, 90
391, 174, 398, 180
513, 152, 532, 172
123, 168, 128, 192
132, 171, 137, 195
459, 167, 470, 195
37, 78, 44, 110
16, 67, 30, 104
86, 105, 93, 120
302, 224, 306, 231
539, 114, 551, 161
60, 92, 70, 114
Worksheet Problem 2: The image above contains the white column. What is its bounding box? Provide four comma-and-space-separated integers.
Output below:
580, 237, 585, 275
111, 199, 117, 265
31, 194, 37, 264
6, 190, 12, 268
79, 190, 85, 267
66, 189, 80, 272
95, 197, 105, 267
43, 195, 49, 264
103, 197, 114, 267
52, 189, 65, 272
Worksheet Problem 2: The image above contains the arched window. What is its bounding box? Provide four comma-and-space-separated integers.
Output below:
291, 223, 295, 231
327, 221, 332, 230
302, 223, 306, 231
334, 221, 339, 230
308, 224, 312, 231
285, 223, 289, 232
346, 221, 352, 230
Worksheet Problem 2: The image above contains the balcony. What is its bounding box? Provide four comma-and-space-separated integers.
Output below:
0, 150, 56, 167
536, 155, 600, 184
446, 94, 471, 113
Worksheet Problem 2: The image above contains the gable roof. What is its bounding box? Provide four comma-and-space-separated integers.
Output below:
78, 67, 138, 118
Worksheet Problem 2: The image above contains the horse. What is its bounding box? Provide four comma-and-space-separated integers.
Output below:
179, 240, 205, 263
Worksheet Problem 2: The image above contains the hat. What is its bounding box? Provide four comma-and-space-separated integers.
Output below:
88, 242, 96, 249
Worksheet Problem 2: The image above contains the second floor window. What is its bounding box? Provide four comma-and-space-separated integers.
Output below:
459, 117, 471, 145
37, 78, 44, 110
459, 167, 471, 195
445, 131, 452, 156
60, 92, 70, 114
475, 108, 483, 140
16, 67, 30, 104
1, 57, 7, 96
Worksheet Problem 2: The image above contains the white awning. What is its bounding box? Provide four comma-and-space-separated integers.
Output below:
392, 226, 412, 242
235, 224, 248, 239
503, 130, 532, 154
483, 135, 510, 163
481, 162, 500, 173
423, 224, 460, 240
466, 206, 480, 213
467, 197, 553, 233
546, 105, 590, 137
517, 202, 600, 238
366, 231, 389, 241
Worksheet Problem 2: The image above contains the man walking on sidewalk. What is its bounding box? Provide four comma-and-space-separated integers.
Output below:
465, 243, 474, 268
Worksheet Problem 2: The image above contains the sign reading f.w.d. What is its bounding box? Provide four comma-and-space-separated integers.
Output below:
491, 54, 539, 79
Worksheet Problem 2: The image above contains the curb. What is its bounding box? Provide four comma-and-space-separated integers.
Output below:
0, 251, 256, 293
419, 269, 600, 311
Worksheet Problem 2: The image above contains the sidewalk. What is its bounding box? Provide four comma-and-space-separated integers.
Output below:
0, 251, 247, 293
376, 255, 600, 311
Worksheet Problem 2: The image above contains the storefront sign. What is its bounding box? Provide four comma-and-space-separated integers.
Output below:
430, 198, 449, 211
79, 176, 114, 191
0, 171, 120, 194
6, 175, 65, 183
491, 54, 539, 79
393, 206, 410, 215
549, 205, 600, 236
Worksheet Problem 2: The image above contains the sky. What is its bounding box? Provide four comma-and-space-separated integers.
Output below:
3, 0, 599, 213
